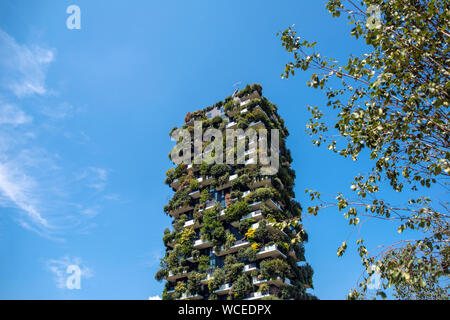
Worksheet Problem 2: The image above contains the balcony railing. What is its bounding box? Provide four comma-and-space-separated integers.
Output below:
180, 292, 203, 300
244, 291, 270, 300
251, 222, 287, 237
214, 283, 232, 295
244, 263, 259, 273
166, 270, 188, 282
213, 239, 250, 256
193, 238, 213, 249
256, 244, 286, 259
252, 276, 292, 287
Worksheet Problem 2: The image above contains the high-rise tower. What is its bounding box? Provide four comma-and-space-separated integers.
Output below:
156, 84, 315, 300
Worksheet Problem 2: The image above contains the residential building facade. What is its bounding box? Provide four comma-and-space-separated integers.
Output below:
156, 84, 315, 300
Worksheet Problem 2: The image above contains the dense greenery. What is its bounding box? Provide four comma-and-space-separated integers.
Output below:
279, 0, 449, 299
157, 85, 316, 300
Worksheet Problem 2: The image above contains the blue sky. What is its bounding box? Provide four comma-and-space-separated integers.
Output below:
0, 0, 429, 300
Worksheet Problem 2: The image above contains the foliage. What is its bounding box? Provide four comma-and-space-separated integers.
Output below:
198, 255, 211, 272
230, 274, 252, 299
187, 271, 203, 295
260, 258, 291, 280
208, 268, 225, 292
279, 0, 449, 299
225, 200, 251, 223
224, 255, 245, 283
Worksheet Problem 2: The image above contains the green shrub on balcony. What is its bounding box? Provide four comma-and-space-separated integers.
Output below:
189, 178, 200, 191
154, 269, 168, 281
260, 258, 291, 280
208, 268, 225, 292
237, 246, 257, 263
179, 227, 195, 256
199, 189, 211, 204
230, 274, 252, 299
186, 271, 203, 296
224, 255, 245, 283
200, 162, 210, 176
224, 200, 250, 223
211, 116, 223, 128
197, 255, 210, 272
174, 281, 186, 299
224, 231, 236, 250
258, 283, 269, 293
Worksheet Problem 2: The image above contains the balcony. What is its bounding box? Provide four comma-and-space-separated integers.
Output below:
214, 283, 232, 295
244, 263, 259, 273
198, 175, 213, 186
232, 209, 263, 227
248, 177, 272, 189
169, 204, 193, 218
245, 158, 256, 165
188, 190, 200, 199
240, 90, 261, 103
226, 121, 237, 129
193, 238, 213, 249
183, 219, 198, 228
170, 178, 181, 189
240, 99, 251, 107
256, 244, 286, 259
249, 199, 282, 212
251, 222, 287, 237
248, 121, 265, 130
197, 201, 217, 213
213, 239, 250, 256
200, 271, 215, 284
252, 276, 292, 287
216, 173, 238, 191
244, 291, 271, 300
180, 292, 203, 300
167, 270, 188, 282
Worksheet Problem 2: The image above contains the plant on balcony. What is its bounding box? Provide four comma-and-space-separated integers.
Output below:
162, 228, 175, 246
230, 274, 252, 299
224, 255, 245, 283
200, 162, 209, 176
258, 283, 269, 293
224, 231, 236, 250
260, 258, 291, 280
179, 227, 195, 256
174, 281, 186, 299
155, 269, 168, 281
224, 200, 250, 223
189, 178, 200, 191
199, 189, 211, 204
253, 223, 273, 245
237, 246, 257, 263
201, 207, 225, 246
208, 268, 225, 293
186, 271, 203, 296
197, 255, 210, 272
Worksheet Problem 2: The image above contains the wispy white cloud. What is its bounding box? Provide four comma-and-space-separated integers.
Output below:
0, 29, 55, 97
76, 167, 109, 192
148, 296, 161, 300
0, 160, 48, 227
0, 102, 32, 126
46, 256, 93, 289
